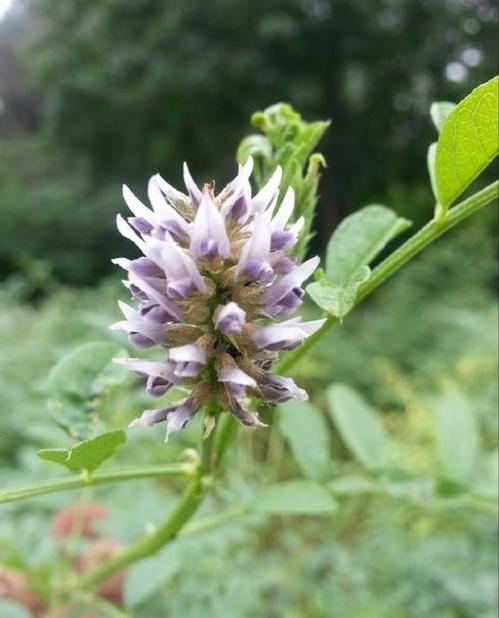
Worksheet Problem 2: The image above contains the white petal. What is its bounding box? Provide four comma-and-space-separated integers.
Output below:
252, 166, 282, 213
161, 236, 207, 294
183, 162, 203, 205
122, 185, 157, 223
127, 273, 183, 320
271, 187, 295, 231
237, 214, 271, 273
169, 343, 206, 364
153, 173, 189, 204
218, 366, 256, 387
148, 176, 189, 228
116, 214, 147, 254
117, 300, 138, 321
190, 191, 230, 258
112, 257, 131, 270
296, 318, 326, 336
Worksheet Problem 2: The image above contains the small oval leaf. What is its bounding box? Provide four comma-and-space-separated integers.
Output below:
432, 393, 479, 485
254, 480, 338, 515
327, 383, 388, 469
325, 205, 411, 284
38, 430, 126, 473
278, 400, 331, 481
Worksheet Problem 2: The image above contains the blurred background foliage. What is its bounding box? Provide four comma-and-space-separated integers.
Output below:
0, 0, 498, 282
0, 1, 497, 617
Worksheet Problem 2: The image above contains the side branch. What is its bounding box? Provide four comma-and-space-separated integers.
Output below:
0, 463, 195, 505
275, 180, 498, 375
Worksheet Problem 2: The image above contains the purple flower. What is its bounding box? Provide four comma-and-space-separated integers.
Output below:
190, 188, 230, 259
113, 157, 323, 440
250, 318, 325, 351
258, 374, 308, 403
213, 302, 246, 335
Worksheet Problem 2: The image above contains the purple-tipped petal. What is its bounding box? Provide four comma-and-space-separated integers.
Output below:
129, 217, 154, 235
271, 255, 297, 275
129, 407, 171, 428
165, 400, 197, 440
218, 365, 256, 398
169, 342, 207, 377
237, 215, 272, 281
251, 318, 326, 351
270, 230, 296, 252
213, 302, 246, 335
264, 256, 320, 306
148, 176, 189, 226
161, 235, 207, 295
230, 400, 267, 427
258, 374, 308, 403
146, 375, 174, 397
190, 189, 230, 259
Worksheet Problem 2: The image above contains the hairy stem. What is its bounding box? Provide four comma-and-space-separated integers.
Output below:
275, 180, 498, 375
75, 423, 221, 591
77, 475, 206, 590
0, 463, 195, 505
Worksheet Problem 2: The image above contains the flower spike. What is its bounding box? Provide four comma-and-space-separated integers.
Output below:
114, 160, 321, 439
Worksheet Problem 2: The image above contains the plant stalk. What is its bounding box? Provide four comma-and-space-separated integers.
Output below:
77, 475, 206, 590
0, 462, 195, 505
275, 180, 498, 375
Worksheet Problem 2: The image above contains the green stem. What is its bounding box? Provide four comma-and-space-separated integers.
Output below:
73, 409, 224, 592
212, 413, 238, 467
180, 506, 249, 538
77, 476, 206, 590
275, 180, 498, 375
0, 463, 195, 506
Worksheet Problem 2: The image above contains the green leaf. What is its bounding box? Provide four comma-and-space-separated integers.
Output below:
430, 101, 456, 133
236, 134, 272, 165
124, 545, 181, 608
427, 142, 438, 199
49, 341, 122, 398
325, 205, 411, 283
328, 475, 379, 495
306, 266, 370, 320
254, 480, 338, 515
327, 384, 388, 469
38, 430, 126, 473
432, 393, 479, 485
435, 76, 499, 208
278, 400, 331, 481
307, 205, 411, 319
47, 341, 124, 439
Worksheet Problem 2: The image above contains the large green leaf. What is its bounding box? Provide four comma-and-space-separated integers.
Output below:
38, 430, 126, 473
278, 400, 331, 481
47, 341, 125, 439
325, 205, 411, 283
435, 76, 499, 208
253, 480, 338, 515
327, 384, 388, 469
432, 393, 479, 485
307, 205, 410, 320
